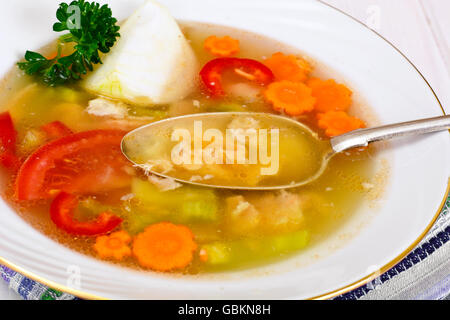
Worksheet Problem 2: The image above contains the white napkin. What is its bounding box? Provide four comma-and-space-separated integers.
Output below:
355, 196, 450, 300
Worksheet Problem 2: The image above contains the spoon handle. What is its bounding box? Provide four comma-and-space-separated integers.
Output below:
330, 115, 450, 153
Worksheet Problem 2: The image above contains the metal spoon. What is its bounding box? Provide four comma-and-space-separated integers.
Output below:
121, 112, 450, 190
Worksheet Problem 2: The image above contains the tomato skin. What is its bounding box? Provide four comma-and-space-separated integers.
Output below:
50, 192, 123, 236
0, 112, 21, 172
0, 112, 16, 153
41, 121, 73, 140
0, 152, 22, 171
200, 58, 274, 96
15, 130, 131, 201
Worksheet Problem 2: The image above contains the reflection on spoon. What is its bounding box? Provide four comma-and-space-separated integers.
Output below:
122, 112, 450, 190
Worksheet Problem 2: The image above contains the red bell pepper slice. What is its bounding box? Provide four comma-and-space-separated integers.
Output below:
50, 192, 123, 236
41, 121, 73, 140
200, 58, 274, 96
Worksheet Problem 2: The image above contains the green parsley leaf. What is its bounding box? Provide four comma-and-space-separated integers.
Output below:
17, 0, 120, 86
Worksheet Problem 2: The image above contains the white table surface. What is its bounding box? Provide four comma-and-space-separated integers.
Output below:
1, 0, 449, 300
0, 283, 20, 300
324, 0, 450, 114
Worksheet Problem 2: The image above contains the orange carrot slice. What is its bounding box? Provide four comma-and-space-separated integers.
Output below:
307, 78, 352, 113
94, 230, 132, 261
46, 52, 69, 60
46, 52, 59, 60
264, 80, 316, 116
132, 222, 197, 272
317, 111, 365, 137
264, 52, 312, 83
204, 35, 240, 57
199, 248, 208, 262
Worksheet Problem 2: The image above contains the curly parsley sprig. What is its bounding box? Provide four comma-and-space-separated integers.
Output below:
17, 0, 120, 86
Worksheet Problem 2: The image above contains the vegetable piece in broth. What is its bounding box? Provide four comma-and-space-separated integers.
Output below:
18, 0, 120, 86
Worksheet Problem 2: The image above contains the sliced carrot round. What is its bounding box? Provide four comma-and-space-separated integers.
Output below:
317, 111, 366, 137
204, 35, 240, 57
94, 230, 132, 261
307, 78, 352, 113
46, 52, 69, 60
264, 80, 316, 116
132, 222, 197, 272
199, 248, 208, 262
264, 52, 311, 83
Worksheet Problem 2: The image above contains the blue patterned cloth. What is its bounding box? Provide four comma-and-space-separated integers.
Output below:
0, 265, 76, 300
336, 194, 450, 300
2, 195, 450, 300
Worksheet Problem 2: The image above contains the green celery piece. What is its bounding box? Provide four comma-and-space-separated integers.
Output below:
78, 198, 119, 219
132, 178, 172, 207
201, 242, 231, 265
266, 230, 310, 254
132, 178, 219, 223
127, 105, 168, 119
124, 206, 164, 235
177, 187, 218, 222
207, 103, 247, 113
201, 230, 310, 267
180, 199, 218, 222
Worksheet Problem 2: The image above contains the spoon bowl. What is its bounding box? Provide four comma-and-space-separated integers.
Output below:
122, 112, 450, 190
122, 112, 330, 190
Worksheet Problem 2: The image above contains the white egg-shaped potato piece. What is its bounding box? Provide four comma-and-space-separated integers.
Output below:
83, 0, 198, 106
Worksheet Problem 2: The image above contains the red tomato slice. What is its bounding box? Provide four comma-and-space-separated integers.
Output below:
15, 130, 132, 201
41, 121, 73, 140
0, 112, 21, 172
0, 112, 17, 154
50, 192, 122, 236
200, 58, 274, 96
0, 151, 22, 172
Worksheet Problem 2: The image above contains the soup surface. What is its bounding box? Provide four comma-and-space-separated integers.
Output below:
0, 15, 385, 274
